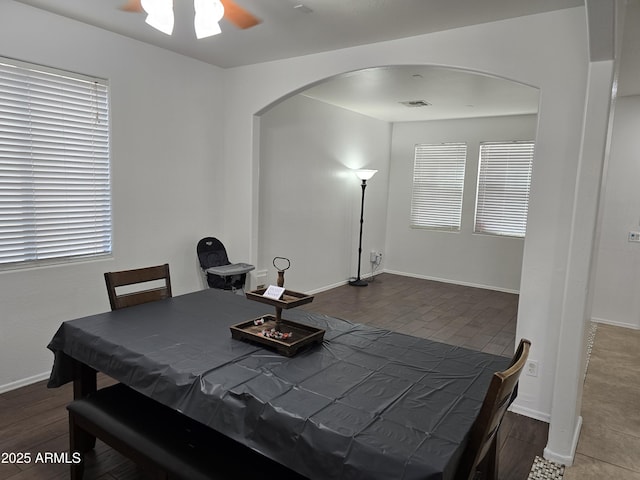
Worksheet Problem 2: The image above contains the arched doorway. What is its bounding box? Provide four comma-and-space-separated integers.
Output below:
255, 65, 539, 297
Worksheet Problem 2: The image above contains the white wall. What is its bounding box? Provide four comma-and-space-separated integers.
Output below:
386, 115, 538, 292
221, 7, 591, 460
258, 95, 390, 292
592, 95, 640, 330
0, 2, 225, 390
0, 1, 607, 465
543, 58, 616, 464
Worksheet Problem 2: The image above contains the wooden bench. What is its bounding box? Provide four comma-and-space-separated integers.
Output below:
67, 383, 305, 480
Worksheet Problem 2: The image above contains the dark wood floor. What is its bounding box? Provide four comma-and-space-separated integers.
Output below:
303, 273, 547, 480
0, 273, 547, 480
304, 273, 518, 357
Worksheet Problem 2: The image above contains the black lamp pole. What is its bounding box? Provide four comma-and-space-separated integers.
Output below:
349, 170, 376, 286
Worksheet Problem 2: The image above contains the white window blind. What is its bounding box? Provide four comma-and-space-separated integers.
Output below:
0, 58, 111, 267
410, 143, 467, 231
475, 141, 534, 237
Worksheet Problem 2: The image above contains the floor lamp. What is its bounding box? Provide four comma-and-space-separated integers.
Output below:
349, 169, 377, 287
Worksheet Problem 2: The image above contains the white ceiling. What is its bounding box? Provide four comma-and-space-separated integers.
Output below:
14, 0, 583, 68
12, 0, 639, 121
301, 66, 540, 122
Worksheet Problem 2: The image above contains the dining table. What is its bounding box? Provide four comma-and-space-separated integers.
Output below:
47, 287, 510, 480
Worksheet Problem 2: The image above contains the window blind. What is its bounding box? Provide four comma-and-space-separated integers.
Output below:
410, 143, 467, 231
475, 141, 534, 237
0, 58, 111, 266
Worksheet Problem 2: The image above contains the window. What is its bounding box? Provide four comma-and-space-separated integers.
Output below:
0, 58, 111, 267
475, 141, 534, 237
410, 143, 467, 231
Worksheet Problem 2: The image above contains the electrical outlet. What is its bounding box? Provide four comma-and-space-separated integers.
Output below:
369, 251, 383, 263
629, 231, 640, 243
526, 360, 538, 377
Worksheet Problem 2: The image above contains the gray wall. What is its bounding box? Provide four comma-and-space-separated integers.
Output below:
592, 95, 640, 329
386, 115, 538, 292
258, 95, 390, 292
0, 1, 225, 390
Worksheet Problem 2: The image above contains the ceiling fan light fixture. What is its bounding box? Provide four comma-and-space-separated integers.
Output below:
194, 0, 225, 39
141, 0, 174, 35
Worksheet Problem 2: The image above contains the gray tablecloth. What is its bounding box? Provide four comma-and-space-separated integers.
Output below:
48, 288, 509, 480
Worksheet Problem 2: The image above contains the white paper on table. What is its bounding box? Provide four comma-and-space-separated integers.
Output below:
263, 285, 285, 300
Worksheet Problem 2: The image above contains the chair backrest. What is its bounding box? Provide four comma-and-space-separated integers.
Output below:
104, 264, 172, 311
196, 237, 230, 269
455, 338, 531, 480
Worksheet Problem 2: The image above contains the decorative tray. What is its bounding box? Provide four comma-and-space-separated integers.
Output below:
230, 315, 325, 357
245, 289, 314, 309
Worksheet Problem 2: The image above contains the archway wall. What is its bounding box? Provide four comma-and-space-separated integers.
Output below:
221, 6, 589, 426
257, 95, 392, 293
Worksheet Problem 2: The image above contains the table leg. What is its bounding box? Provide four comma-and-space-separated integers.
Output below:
72, 359, 97, 400
71, 359, 97, 454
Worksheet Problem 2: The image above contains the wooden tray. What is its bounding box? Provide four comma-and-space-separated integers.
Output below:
245, 289, 314, 309
230, 315, 325, 357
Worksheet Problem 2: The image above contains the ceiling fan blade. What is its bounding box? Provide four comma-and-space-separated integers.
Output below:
220, 0, 261, 29
119, 0, 143, 13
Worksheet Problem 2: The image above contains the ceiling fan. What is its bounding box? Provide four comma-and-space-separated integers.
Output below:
119, 0, 261, 38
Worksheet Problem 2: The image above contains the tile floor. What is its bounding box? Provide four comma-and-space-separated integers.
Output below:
305, 274, 640, 479
0, 273, 545, 480
528, 456, 565, 479
301, 273, 549, 480
303, 273, 518, 357
564, 323, 640, 479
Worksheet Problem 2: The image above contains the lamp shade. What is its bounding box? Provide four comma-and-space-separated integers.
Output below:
355, 169, 378, 181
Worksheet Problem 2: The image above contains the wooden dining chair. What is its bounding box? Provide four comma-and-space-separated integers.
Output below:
104, 264, 172, 311
455, 338, 531, 480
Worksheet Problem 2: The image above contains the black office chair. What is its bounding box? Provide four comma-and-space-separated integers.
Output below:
196, 237, 254, 291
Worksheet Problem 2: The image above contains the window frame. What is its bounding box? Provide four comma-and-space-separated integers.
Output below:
410, 142, 467, 232
474, 140, 534, 238
0, 56, 112, 270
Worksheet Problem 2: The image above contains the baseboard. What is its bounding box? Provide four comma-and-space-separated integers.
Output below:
383, 269, 519, 294
0, 371, 51, 395
543, 415, 583, 467
307, 272, 383, 295
308, 269, 517, 297
591, 317, 640, 330
508, 403, 551, 423
307, 279, 349, 294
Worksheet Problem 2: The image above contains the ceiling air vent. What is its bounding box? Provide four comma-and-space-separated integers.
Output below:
400, 100, 431, 108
